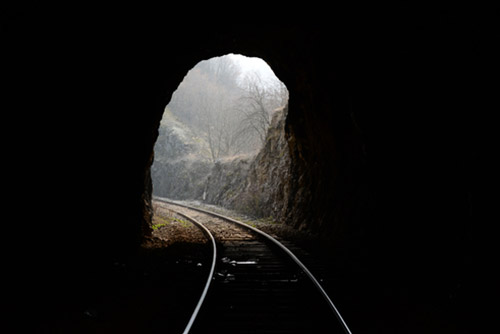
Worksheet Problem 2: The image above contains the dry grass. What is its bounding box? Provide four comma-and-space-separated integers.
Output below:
144, 202, 208, 248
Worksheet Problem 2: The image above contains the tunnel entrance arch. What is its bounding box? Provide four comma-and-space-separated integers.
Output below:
151, 53, 289, 230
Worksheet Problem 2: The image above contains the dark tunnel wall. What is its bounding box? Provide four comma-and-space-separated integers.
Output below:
4, 6, 493, 333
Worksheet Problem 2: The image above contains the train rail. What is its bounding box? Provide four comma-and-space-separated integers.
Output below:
155, 198, 352, 334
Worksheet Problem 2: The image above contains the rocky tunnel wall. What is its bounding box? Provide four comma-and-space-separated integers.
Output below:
5, 9, 486, 332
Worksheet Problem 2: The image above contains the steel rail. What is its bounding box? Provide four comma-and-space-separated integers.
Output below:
172, 211, 217, 334
156, 197, 352, 334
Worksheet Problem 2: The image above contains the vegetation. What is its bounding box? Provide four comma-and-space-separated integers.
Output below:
152, 54, 290, 216
173, 217, 191, 228
152, 223, 166, 230
163, 54, 288, 163
152, 215, 192, 229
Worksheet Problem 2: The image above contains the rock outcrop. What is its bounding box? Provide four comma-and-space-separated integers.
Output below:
153, 105, 291, 221
217, 106, 291, 219
152, 109, 212, 200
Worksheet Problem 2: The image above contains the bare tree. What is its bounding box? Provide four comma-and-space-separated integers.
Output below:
166, 56, 245, 162
198, 55, 242, 88
163, 55, 288, 163
237, 73, 288, 146
196, 58, 243, 162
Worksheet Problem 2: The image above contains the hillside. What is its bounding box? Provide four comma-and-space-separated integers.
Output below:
151, 109, 212, 199
153, 104, 291, 223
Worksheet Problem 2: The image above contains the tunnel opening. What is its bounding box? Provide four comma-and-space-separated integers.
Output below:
150, 53, 289, 241
5, 12, 482, 333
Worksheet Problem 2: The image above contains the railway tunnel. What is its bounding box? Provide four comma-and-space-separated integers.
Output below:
5, 8, 485, 334
150, 53, 290, 222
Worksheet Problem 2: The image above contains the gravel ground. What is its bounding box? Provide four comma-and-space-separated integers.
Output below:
152, 198, 335, 258
143, 201, 208, 248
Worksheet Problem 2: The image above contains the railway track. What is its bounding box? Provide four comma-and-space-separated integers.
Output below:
155, 198, 352, 334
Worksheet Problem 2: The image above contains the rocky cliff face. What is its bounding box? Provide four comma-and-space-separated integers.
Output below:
216, 106, 291, 219
152, 109, 212, 200
153, 105, 291, 222
203, 157, 252, 206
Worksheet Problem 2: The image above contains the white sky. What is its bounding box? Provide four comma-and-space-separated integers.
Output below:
228, 53, 279, 85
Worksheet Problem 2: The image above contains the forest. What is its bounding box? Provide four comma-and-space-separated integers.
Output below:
163, 54, 288, 163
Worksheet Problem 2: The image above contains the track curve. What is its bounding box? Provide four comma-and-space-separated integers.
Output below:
156, 198, 352, 334
174, 211, 217, 334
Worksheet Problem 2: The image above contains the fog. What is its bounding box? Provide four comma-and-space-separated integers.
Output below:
152, 54, 288, 201
161, 54, 288, 163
